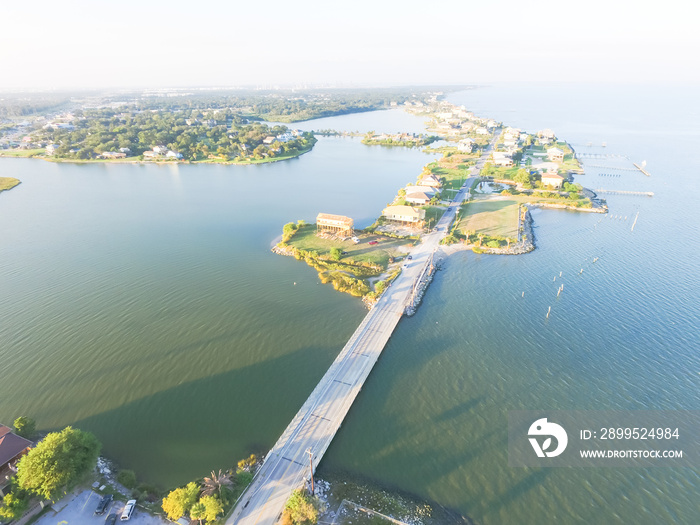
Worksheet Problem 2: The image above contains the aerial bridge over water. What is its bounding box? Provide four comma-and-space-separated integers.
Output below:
225, 133, 501, 525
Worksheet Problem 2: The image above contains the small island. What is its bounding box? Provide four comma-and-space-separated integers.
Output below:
0, 177, 20, 193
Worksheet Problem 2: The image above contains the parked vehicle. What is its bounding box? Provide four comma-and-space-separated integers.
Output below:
105, 513, 118, 525
120, 500, 136, 521
368, 241, 378, 245
94, 494, 113, 515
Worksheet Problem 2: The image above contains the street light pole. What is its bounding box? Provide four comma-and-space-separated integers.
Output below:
306, 448, 314, 495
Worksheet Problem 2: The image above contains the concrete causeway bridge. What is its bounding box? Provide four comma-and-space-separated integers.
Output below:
225, 133, 499, 525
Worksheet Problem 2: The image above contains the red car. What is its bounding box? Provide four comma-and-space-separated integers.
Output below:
368, 241, 378, 245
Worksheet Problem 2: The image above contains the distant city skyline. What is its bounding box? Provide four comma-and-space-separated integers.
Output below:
1, 0, 697, 91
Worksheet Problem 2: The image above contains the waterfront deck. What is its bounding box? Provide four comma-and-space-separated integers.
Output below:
225, 133, 499, 525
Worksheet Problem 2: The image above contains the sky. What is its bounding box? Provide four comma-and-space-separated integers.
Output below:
1, 0, 698, 90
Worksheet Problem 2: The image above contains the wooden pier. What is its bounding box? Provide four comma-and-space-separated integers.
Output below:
633, 162, 651, 176
594, 189, 654, 197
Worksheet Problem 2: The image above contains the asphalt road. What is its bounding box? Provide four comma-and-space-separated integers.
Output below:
226, 131, 501, 525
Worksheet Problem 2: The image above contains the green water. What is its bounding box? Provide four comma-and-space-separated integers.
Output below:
2, 94, 700, 524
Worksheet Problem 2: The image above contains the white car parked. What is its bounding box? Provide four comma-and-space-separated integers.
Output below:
120, 500, 136, 521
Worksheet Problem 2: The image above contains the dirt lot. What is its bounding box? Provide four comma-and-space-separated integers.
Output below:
35, 489, 169, 525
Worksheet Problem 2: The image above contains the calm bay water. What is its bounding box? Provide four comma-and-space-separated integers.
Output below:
1, 86, 699, 523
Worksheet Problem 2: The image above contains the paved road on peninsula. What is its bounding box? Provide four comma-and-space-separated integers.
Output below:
227, 131, 500, 525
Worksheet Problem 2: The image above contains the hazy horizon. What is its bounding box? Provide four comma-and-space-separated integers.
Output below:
1, 0, 697, 91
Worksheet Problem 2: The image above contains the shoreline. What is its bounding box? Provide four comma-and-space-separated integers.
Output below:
0, 143, 315, 166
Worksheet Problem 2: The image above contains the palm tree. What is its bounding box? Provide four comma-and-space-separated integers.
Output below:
190, 502, 206, 525
202, 470, 233, 498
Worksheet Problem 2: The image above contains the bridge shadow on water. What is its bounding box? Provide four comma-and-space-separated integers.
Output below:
71, 344, 336, 489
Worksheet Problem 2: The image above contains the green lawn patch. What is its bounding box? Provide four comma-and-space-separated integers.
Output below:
422, 205, 446, 229
0, 149, 44, 157
0, 177, 20, 192
288, 225, 410, 268
457, 197, 520, 239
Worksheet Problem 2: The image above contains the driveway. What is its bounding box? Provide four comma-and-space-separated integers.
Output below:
34, 490, 169, 525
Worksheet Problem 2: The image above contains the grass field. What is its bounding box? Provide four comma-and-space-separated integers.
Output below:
0, 177, 20, 192
287, 226, 411, 268
0, 149, 44, 157
457, 197, 520, 239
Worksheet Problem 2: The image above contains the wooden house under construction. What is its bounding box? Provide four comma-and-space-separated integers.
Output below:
316, 213, 354, 236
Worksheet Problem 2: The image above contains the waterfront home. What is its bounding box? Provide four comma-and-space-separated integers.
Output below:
541, 173, 564, 189
316, 213, 354, 236
493, 151, 513, 167
421, 174, 442, 188
406, 185, 438, 196
538, 129, 556, 140
547, 147, 565, 162
382, 205, 426, 226
458, 138, 475, 152
119, 147, 132, 154
166, 150, 184, 159
263, 136, 275, 145
0, 425, 32, 496
143, 151, 157, 158
45, 144, 59, 155
153, 145, 168, 155
101, 151, 127, 159
404, 191, 431, 205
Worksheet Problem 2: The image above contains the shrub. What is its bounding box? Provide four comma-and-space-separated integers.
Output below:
117, 470, 137, 489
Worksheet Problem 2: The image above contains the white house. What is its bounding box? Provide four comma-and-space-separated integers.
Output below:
493, 151, 513, 167
406, 185, 438, 196
421, 174, 442, 188
547, 147, 565, 162
153, 145, 168, 155
45, 144, 59, 155
404, 191, 431, 205
541, 173, 564, 188
382, 205, 426, 225
166, 150, 184, 159
458, 138, 475, 152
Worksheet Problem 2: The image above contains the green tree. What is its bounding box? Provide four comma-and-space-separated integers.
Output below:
513, 169, 531, 185
190, 501, 206, 524
162, 482, 200, 521
282, 489, 323, 525
282, 222, 298, 242
0, 490, 29, 521
13, 416, 36, 439
15, 427, 100, 501
329, 248, 342, 261
200, 495, 224, 522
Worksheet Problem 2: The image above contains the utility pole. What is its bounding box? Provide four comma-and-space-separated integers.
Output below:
306, 448, 314, 495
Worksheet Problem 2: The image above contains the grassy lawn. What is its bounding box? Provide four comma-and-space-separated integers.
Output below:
428, 163, 470, 191
0, 148, 44, 157
422, 205, 446, 229
457, 197, 520, 239
288, 226, 411, 269
0, 177, 20, 192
